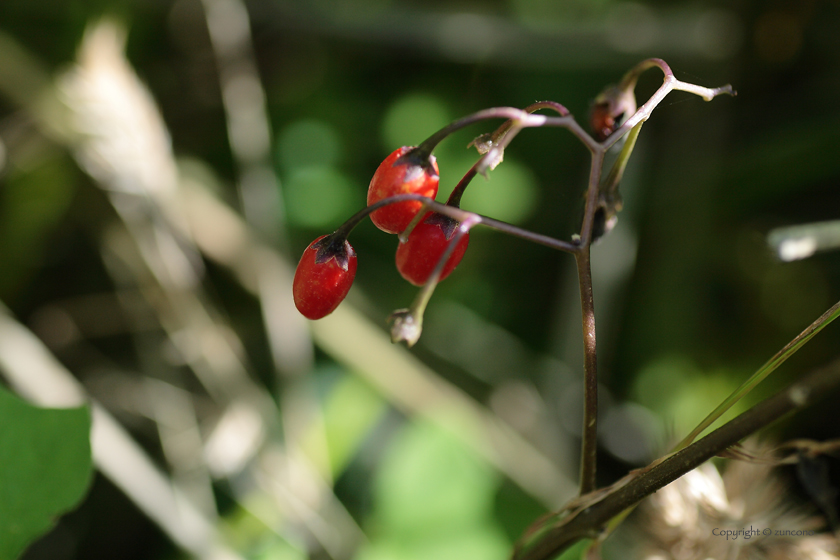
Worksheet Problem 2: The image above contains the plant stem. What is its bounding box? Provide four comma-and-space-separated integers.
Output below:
334, 193, 579, 254
576, 246, 598, 495
580, 151, 605, 246
514, 355, 840, 560
413, 107, 551, 159
481, 215, 579, 253
334, 194, 476, 236
573, 147, 605, 496
482, 101, 570, 146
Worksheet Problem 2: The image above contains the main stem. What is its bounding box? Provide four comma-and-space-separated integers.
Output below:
576, 147, 604, 495
576, 247, 598, 495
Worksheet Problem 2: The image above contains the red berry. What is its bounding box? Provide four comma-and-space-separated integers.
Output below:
293, 234, 357, 320
367, 146, 439, 234
590, 102, 617, 142
396, 213, 469, 286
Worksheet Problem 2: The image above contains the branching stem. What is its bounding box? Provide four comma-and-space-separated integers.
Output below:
372, 58, 735, 509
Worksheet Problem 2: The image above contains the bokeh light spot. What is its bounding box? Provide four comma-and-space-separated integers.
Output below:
284, 166, 357, 228
277, 119, 342, 170
382, 93, 451, 150
459, 159, 538, 224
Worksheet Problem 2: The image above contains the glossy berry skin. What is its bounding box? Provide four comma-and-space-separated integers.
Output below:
367, 146, 439, 234
396, 213, 469, 286
293, 234, 357, 320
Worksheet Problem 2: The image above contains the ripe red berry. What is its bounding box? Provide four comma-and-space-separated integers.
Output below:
367, 146, 439, 234
293, 234, 357, 320
395, 213, 469, 286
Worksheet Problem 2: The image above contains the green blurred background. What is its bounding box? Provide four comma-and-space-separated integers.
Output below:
1, 0, 839, 558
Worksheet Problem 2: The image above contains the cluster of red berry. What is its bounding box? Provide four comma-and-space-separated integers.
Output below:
291, 91, 633, 325
290, 59, 735, 354
293, 146, 469, 320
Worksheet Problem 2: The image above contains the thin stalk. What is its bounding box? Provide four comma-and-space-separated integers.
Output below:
480, 215, 579, 253
413, 107, 552, 159
481, 101, 570, 147
445, 165, 478, 209
334, 194, 477, 237
677, 298, 840, 449
333, 193, 579, 254
604, 59, 734, 151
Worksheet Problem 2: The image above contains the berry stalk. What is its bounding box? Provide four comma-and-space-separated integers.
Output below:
390, 215, 479, 347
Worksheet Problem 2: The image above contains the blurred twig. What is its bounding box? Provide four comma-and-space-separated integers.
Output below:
0, 304, 242, 560
200, 0, 313, 378
0, 21, 363, 558
769, 220, 840, 262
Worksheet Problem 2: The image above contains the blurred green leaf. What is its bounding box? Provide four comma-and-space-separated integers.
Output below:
370, 420, 500, 537
221, 501, 306, 560
253, 540, 307, 560
555, 538, 592, 560
0, 386, 92, 560
632, 355, 744, 438
0, 153, 76, 298
356, 528, 509, 560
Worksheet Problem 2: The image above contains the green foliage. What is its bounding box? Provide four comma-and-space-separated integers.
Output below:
0, 386, 92, 560
320, 373, 386, 477
357, 420, 509, 560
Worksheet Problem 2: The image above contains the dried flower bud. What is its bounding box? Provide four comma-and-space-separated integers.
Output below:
389, 309, 422, 347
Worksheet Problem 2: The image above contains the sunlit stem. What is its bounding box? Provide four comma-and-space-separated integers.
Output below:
413, 107, 553, 160
476, 123, 525, 177
604, 58, 734, 151
672, 80, 736, 101
618, 57, 669, 92
484, 101, 570, 146
411, 103, 601, 160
